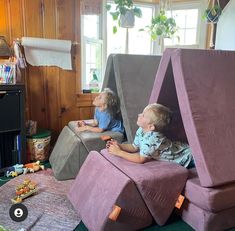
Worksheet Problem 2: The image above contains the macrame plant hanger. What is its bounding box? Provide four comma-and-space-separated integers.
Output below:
159, 0, 172, 13
206, 0, 221, 24
206, 0, 221, 49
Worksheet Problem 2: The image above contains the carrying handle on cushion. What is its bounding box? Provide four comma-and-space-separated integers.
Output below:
109, 205, 121, 221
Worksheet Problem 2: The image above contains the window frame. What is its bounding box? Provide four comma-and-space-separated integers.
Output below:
163, 1, 207, 49
81, 12, 105, 91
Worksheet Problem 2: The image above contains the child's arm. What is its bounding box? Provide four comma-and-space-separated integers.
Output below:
76, 125, 103, 133
108, 144, 148, 164
78, 119, 98, 127
86, 119, 98, 127
106, 140, 138, 153
118, 143, 138, 153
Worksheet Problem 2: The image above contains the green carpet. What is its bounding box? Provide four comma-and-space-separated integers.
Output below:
74, 218, 235, 231
73, 213, 194, 231
73, 215, 194, 231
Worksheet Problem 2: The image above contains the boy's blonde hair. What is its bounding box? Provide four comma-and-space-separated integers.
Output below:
145, 103, 172, 131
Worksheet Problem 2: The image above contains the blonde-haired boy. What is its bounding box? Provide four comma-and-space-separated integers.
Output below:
107, 103, 193, 167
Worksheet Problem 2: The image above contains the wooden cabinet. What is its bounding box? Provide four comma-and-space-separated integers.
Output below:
0, 84, 26, 167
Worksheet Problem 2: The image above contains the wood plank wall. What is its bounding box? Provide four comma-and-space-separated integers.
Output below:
0, 0, 95, 143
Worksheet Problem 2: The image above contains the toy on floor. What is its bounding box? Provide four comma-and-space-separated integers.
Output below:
5, 164, 25, 177
5, 161, 45, 177
11, 179, 38, 204
23, 161, 45, 174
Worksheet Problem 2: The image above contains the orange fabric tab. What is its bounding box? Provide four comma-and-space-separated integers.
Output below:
175, 194, 185, 209
108, 205, 121, 221
101, 135, 112, 141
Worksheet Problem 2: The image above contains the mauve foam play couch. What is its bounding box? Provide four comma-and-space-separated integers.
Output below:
149, 48, 235, 231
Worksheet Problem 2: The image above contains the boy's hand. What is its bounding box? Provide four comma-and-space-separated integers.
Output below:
108, 143, 121, 156
77, 120, 86, 127
106, 139, 118, 148
76, 126, 88, 132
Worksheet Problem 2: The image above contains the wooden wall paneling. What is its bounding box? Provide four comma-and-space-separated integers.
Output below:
59, 70, 77, 128
76, 94, 97, 120
44, 67, 61, 143
56, 0, 75, 40
8, 0, 24, 41
55, 0, 78, 128
60, 106, 80, 130
0, 0, 10, 38
27, 66, 47, 127
79, 107, 92, 120
23, 0, 43, 37
43, 0, 56, 38
23, 0, 47, 130
42, 0, 60, 141
75, 0, 81, 93
8, 0, 29, 120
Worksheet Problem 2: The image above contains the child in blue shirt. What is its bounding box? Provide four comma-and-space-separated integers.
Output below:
76, 88, 124, 134
107, 103, 193, 168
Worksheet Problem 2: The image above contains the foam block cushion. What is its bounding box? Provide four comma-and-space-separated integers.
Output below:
49, 126, 87, 180
172, 49, 235, 187
68, 121, 124, 151
100, 148, 188, 225
180, 199, 235, 231
183, 168, 235, 212
150, 48, 235, 187
67, 151, 153, 231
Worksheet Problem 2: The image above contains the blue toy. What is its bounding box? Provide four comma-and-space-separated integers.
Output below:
5, 164, 24, 177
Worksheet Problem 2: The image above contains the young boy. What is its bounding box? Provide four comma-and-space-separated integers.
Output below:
76, 88, 124, 134
107, 103, 193, 167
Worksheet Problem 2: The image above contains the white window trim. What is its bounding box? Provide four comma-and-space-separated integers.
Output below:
81, 10, 106, 90
164, 0, 207, 49
81, 37, 104, 89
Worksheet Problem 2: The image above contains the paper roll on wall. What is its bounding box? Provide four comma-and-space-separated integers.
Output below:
22, 37, 72, 70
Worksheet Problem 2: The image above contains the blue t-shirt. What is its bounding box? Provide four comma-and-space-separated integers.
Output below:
133, 127, 192, 168
94, 108, 124, 133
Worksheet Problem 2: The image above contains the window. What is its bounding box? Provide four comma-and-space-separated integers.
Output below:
106, 3, 154, 56
81, 14, 103, 90
164, 1, 207, 48
81, 1, 207, 91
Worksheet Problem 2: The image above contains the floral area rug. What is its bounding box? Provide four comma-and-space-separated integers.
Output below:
0, 169, 80, 231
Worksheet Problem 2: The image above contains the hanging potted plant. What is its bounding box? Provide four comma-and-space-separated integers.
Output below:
140, 10, 178, 52
106, 0, 142, 34
203, 0, 222, 23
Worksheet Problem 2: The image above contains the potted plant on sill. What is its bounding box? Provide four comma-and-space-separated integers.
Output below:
106, 0, 142, 34
203, 3, 222, 23
140, 10, 178, 52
